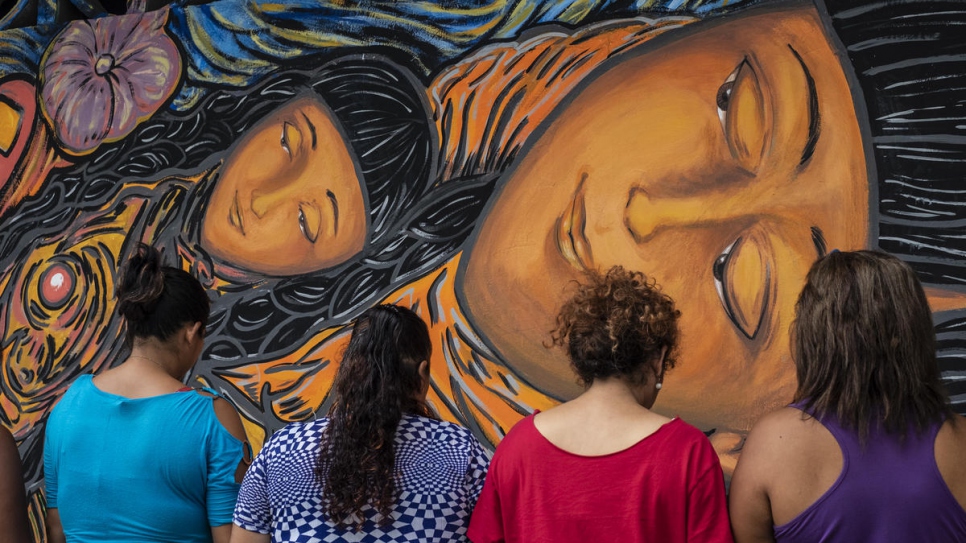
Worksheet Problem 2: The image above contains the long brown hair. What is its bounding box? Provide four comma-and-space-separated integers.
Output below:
318, 304, 434, 528
792, 250, 950, 439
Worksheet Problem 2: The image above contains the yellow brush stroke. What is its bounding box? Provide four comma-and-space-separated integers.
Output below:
0, 100, 21, 153
240, 416, 267, 454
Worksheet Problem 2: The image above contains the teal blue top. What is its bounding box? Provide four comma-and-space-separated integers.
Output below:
44, 374, 242, 543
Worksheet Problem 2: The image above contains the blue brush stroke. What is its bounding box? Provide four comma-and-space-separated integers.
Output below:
167, 0, 757, 109
0, 25, 59, 80
0, 0, 759, 108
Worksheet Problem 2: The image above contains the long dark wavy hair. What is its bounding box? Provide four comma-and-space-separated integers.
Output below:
792, 250, 951, 439
319, 304, 435, 528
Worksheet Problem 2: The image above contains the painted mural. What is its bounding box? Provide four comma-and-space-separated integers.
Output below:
1, 0, 965, 540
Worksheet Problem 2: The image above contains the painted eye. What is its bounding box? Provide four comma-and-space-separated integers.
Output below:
280, 124, 291, 157
298, 206, 318, 243
716, 58, 766, 175
280, 121, 302, 158
713, 237, 741, 321
716, 62, 742, 127
713, 234, 772, 340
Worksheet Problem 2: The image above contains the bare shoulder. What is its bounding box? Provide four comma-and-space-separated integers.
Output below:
736, 406, 843, 528
738, 407, 834, 478
940, 413, 966, 441
935, 413, 966, 510
936, 413, 966, 464
195, 390, 248, 443
744, 407, 821, 452
213, 398, 247, 443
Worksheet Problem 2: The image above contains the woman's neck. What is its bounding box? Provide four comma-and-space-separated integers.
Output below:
580, 376, 654, 410
126, 342, 186, 381
534, 376, 670, 456
92, 340, 191, 399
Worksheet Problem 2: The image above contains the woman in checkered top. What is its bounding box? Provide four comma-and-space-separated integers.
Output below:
231, 304, 490, 542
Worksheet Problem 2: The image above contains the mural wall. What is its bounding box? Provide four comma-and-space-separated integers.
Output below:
2, 0, 965, 540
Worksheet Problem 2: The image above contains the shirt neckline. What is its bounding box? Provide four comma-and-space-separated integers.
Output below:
528, 413, 681, 459
84, 374, 196, 402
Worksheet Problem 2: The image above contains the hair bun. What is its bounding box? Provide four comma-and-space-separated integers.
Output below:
116, 244, 165, 324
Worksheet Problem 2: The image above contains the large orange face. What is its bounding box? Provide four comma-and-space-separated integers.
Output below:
460, 2, 871, 433
201, 95, 367, 276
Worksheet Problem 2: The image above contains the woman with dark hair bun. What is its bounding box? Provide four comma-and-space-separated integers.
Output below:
231, 304, 488, 543
468, 266, 732, 542
730, 250, 966, 542
43, 244, 248, 543
0, 54, 441, 527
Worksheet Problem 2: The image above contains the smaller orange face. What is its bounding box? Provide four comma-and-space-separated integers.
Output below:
201, 95, 367, 275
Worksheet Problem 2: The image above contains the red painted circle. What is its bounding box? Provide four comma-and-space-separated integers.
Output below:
39, 262, 75, 309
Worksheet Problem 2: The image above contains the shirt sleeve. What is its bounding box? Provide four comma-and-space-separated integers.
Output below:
233, 438, 273, 534
686, 437, 735, 543
205, 413, 243, 527
43, 416, 59, 509
466, 447, 504, 543
464, 438, 491, 509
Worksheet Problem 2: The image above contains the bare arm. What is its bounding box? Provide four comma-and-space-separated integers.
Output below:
210, 395, 251, 482
230, 524, 271, 543
45, 509, 67, 543
0, 428, 31, 543
211, 523, 235, 543
729, 423, 778, 543
206, 394, 250, 541
935, 415, 966, 511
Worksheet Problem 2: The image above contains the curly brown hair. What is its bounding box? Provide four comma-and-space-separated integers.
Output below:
319, 304, 435, 529
551, 266, 680, 385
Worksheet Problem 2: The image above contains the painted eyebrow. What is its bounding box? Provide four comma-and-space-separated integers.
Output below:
810, 226, 827, 258
302, 112, 317, 150
788, 45, 821, 169
327, 190, 339, 235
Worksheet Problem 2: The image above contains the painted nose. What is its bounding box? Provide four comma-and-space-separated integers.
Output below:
624, 187, 758, 243
250, 187, 291, 219
625, 187, 710, 243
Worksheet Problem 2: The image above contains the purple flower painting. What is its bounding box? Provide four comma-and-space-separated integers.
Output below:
40, 8, 182, 155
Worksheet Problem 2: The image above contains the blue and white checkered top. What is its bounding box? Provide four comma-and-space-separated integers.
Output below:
233, 414, 490, 542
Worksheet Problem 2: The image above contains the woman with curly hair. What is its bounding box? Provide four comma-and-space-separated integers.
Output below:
231, 304, 489, 543
468, 266, 732, 542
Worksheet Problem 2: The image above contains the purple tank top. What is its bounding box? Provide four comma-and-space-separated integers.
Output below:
774, 404, 966, 543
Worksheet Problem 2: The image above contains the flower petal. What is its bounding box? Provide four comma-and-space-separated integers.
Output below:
107, 73, 137, 139
39, 7, 182, 155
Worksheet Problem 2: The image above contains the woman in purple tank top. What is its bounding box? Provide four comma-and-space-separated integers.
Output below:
730, 250, 966, 543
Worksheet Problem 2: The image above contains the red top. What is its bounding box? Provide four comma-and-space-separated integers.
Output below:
468, 415, 734, 543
